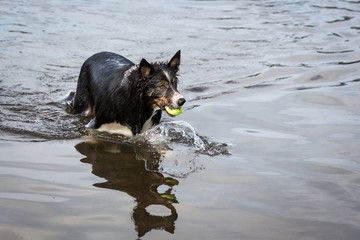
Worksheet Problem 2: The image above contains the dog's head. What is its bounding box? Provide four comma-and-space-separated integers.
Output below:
139, 50, 186, 117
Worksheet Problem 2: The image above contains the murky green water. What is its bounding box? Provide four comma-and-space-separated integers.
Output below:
1, 0, 360, 239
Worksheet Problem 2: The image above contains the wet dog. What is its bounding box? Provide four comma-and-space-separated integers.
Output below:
69, 51, 185, 136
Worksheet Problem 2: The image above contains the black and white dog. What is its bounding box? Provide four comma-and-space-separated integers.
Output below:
69, 51, 186, 137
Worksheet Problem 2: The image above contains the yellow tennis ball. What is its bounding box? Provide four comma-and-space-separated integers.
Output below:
165, 106, 183, 116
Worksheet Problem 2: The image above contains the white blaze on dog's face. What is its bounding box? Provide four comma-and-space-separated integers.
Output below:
162, 69, 184, 108
172, 91, 184, 108
162, 69, 172, 83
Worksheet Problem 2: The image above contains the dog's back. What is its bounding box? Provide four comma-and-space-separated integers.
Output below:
72, 52, 134, 116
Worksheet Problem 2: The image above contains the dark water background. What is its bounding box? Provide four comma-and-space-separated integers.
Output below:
1, 0, 360, 239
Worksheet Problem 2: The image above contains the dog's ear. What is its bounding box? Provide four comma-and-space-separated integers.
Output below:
140, 58, 152, 80
168, 50, 181, 72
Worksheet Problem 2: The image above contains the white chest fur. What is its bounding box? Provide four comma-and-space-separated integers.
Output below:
96, 122, 133, 137
87, 107, 160, 137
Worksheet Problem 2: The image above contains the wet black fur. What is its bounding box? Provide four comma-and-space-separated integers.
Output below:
71, 51, 181, 135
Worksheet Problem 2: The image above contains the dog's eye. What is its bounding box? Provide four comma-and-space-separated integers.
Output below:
159, 81, 168, 89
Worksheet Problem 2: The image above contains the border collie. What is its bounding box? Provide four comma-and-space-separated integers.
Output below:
69, 50, 186, 137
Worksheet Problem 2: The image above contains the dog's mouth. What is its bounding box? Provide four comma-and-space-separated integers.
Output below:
163, 105, 183, 116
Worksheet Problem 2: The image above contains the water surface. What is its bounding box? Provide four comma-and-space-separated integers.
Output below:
1, 0, 360, 239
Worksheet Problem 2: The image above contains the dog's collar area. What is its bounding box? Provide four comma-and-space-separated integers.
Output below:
140, 107, 161, 133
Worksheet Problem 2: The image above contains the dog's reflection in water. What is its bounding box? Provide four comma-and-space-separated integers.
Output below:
75, 138, 178, 238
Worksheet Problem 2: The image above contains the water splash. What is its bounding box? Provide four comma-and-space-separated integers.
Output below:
137, 120, 230, 157
136, 121, 229, 177
83, 120, 229, 178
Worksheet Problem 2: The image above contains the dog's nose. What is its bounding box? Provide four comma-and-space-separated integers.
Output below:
178, 98, 186, 106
